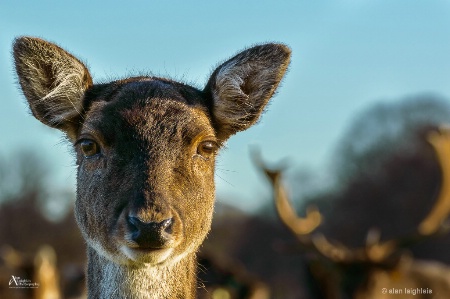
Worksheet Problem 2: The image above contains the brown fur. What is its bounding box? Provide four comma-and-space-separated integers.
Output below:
13, 37, 290, 299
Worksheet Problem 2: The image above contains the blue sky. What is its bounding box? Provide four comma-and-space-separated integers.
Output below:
2, 1, 450, 212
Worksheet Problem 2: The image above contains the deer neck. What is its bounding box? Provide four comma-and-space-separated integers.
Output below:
86, 247, 197, 299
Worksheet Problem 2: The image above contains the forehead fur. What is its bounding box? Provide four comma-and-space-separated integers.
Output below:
79, 77, 214, 147
83, 77, 207, 108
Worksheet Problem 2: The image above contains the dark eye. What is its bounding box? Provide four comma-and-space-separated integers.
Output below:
79, 139, 100, 158
197, 141, 218, 158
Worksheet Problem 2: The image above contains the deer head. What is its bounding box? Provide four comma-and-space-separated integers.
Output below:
13, 37, 290, 298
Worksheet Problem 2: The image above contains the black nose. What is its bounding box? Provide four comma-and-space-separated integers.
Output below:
127, 216, 174, 249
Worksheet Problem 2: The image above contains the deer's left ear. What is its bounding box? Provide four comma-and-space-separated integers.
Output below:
204, 43, 291, 141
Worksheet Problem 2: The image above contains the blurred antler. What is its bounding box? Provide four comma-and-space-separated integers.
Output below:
419, 125, 450, 235
251, 149, 321, 235
254, 125, 450, 264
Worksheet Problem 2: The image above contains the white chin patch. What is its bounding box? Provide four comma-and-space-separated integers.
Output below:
120, 246, 174, 265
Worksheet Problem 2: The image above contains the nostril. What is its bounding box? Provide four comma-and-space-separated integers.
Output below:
161, 218, 173, 234
127, 216, 140, 231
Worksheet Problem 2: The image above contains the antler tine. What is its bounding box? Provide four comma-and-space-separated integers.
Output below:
251, 149, 321, 235
272, 172, 322, 235
364, 229, 397, 263
418, 125, 450, 235
253, 150, 369, 263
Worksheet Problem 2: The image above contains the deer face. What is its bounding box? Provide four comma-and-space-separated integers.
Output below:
13, 37, 290, 267
75, 79, 218, 265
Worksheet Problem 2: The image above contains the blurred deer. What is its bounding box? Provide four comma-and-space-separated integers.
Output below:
13, 37, 290, 299
256, 126, 450, 299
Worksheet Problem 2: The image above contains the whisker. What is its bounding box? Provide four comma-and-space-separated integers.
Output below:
215, 173, 234, 188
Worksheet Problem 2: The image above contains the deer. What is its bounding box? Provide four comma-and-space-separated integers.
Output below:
12, 36, 290, 299
255, 126, 450, 299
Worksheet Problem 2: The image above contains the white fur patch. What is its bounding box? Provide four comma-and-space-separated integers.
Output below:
120, 245, 174, 265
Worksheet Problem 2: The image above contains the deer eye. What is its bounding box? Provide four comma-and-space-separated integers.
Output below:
78, 139, 100, 158
197, 140, 218, 159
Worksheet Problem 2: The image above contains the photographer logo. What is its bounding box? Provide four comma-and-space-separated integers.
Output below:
9, 275, 39, 289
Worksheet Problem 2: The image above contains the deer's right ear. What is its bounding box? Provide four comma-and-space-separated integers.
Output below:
13, 37, 93, 140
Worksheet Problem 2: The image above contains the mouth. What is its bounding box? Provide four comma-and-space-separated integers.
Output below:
120, 245, 174, 265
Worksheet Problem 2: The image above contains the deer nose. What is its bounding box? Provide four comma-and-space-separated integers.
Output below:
127, 216, 174, 249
